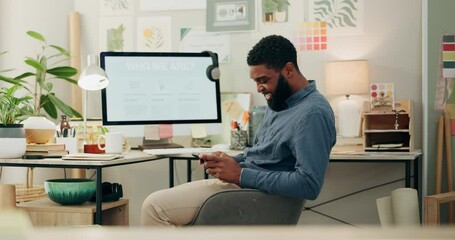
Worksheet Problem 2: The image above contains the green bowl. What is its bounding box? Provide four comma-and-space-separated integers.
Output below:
44, 178, 96, 205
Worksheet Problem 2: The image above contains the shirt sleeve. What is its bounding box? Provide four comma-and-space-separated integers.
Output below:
239, 111, 336, 200
233, 153, 245, 163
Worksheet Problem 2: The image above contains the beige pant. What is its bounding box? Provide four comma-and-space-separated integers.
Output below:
140, 179, 240, 226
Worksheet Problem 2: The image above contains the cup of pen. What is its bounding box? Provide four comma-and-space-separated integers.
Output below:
56, 127, 78, 154
230, 130, 248, 150
230, 121, 248, 150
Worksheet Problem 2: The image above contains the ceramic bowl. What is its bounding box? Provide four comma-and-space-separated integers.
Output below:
44, 178, 96, 205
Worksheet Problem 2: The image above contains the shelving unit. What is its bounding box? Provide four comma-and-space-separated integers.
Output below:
17, 198, 129, 226
363, 100, 413, 151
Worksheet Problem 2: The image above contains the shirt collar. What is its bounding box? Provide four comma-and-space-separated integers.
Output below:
285, 80, 316, 108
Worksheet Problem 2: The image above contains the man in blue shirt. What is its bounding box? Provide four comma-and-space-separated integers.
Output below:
141, 35, 336, 226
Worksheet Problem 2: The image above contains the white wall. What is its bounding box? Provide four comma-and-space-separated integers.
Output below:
0, 0, 422, 226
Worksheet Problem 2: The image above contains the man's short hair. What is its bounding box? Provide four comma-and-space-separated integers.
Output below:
247, 35, 299, 72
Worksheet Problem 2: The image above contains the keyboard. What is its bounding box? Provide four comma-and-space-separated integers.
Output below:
143, 147, 214, 156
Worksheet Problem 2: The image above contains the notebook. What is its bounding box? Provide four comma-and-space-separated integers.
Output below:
62, 153, 124, 161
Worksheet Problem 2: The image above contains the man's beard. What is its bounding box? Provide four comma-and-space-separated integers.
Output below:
267, 74, 292, 111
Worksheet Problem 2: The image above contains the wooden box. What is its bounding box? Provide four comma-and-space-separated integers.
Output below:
17, 198, 128, 226
363, 100, 413, 151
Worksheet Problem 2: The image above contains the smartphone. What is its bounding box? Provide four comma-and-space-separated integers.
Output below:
192, 154, 205, 163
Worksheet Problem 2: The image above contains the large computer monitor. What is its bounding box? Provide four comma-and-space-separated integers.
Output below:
100, 51, 222, 147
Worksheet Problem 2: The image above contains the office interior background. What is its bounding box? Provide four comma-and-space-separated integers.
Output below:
0, 0, 453, 226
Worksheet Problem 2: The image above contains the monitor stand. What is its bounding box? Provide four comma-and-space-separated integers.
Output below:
138, 138, 183, 150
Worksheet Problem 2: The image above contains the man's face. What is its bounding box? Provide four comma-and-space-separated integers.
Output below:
249, 65, 292, 111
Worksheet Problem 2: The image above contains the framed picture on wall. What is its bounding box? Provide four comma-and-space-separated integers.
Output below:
206, 0, 256, 32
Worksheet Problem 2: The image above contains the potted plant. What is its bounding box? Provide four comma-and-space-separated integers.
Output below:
1, 31, 82, 143
263, 0, 277, 23
273, 0, 290, 22
0, 85, 32, 158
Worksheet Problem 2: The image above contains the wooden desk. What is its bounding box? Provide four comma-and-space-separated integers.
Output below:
169, 150, 422, 190
1, 150, 422, 225
0, 151, 163, 225
330, 150, 422, 190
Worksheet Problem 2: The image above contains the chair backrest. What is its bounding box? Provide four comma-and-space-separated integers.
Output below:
191, 189, 305, 225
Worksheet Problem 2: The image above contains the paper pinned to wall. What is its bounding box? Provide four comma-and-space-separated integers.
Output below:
443, 35, 455, 78
144, 125, 160, 140
159, 124, 173, 139
191, 125, 207, 139
137, 16, 172, 52
435, 35, 455, 112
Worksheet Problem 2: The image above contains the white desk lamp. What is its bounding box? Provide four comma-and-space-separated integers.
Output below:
325, 60, 369, 137
78, 54, 109, 144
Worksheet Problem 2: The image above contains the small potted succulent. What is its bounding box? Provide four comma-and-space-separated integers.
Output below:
273, 0, 290, 22
0, 85, 32, 158
263, 0, 277, 23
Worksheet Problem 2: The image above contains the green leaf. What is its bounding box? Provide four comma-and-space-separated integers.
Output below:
49, 45, 71, 57
25, 59, 44, 71
43, 82, 53, 92
40, 95, 57, 119
57, 77, 78, 85
0, 75, 24, 85
47, 66, 77, 77
18, 95, 33, 102
14, 72, 35, 80
27, 31, 46, 42
39, 56, 48, 71
69, 106, 83, 119
47, 93, 74, 117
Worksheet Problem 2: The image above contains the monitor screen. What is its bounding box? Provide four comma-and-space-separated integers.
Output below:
100, 52, 221, 126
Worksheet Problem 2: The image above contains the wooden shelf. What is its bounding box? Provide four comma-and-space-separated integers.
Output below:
364, 129, 410, 133
17, 197, 129, 226
363, 100, 413, 152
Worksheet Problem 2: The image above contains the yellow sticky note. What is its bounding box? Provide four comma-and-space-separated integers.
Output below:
191, 125, 207, 139
144, 125, 160, 140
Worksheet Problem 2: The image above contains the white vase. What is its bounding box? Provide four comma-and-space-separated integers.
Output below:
274, 11, 287, 22
23, 116, 56, 144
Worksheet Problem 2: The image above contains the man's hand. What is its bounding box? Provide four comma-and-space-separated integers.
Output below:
199, 152, 241, 185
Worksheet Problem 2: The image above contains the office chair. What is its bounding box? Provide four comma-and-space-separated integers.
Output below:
190, 189, 305, 225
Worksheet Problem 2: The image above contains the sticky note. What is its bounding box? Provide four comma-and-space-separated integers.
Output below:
144, 125, 160, 140
191, 125, 207, 139
159, 124, 173, 139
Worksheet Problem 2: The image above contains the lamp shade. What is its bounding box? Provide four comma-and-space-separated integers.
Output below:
78, 55, 109, 91
325, 60, 369, 96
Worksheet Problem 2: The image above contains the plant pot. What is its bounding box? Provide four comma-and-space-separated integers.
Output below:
0, 124, 26, 158
274, 11, 287, 22
22, 116, 56, 144
264, 12, 274, 22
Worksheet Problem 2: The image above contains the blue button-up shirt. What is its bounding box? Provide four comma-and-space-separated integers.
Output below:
233, 80, 336, 200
